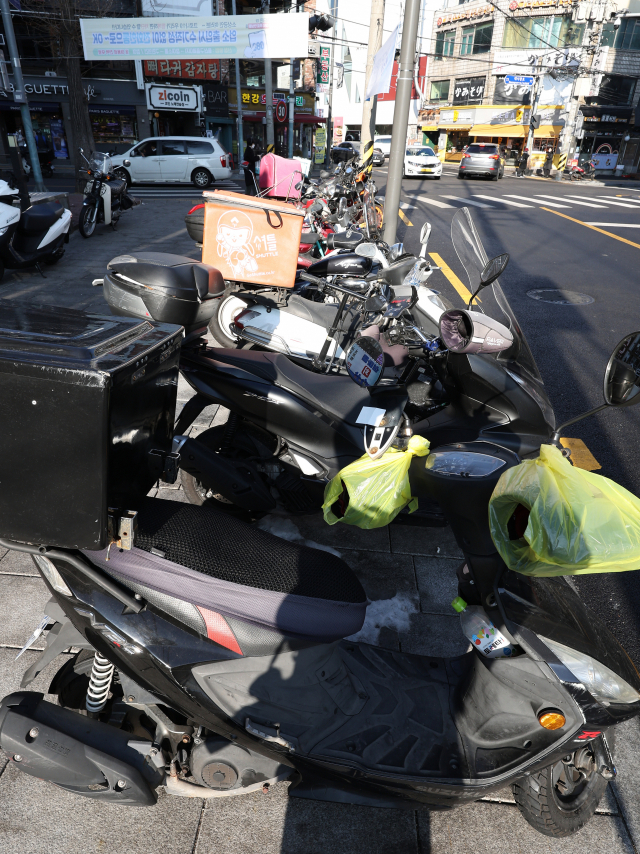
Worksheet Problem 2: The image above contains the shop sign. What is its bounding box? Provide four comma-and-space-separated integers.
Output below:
488, 106, 528, 125
453, 77, 485, 106
494, 76, 532, 105
314, 126, 326, 164
439, 108, 474, 125
508, 0, 572, 9
317, 45, 331, 88
333, 116, 343, 144
229, 87, 314, 114
145, 82, 201, 111
437, 5, 493, 26
583, 114, 628, 123
592, 151, 618, 170
419, 108, 440, 124
202, 82, 228, 117
492, 48, 579, 76
144, 59, 221, 81
80, 14, 309, 61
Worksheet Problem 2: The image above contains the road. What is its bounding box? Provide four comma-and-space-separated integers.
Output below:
374, 163, 640, 667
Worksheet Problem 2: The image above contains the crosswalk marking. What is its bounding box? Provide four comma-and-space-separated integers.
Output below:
473, 194, 533, 208
565, 195, 639, 209
506, 194, 569, 208
585, 223, 640, 228
536, 194, 606, 209
414, 195, 454, 209
442, 195, 494, 208
599, 195, 640, 206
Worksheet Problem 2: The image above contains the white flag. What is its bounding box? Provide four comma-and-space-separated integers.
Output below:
365, 24, 399, 101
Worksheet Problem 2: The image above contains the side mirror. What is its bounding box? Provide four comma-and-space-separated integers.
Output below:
388, 242, 404, 262
604, 332, 640, 407
355, 242, 377, 259
439, 309, 513, 355
419, 222, 431, 259
123, 159, 131, 167
480, 253, 509, 287
338, 197, 347, 218
345, 335, 384, 388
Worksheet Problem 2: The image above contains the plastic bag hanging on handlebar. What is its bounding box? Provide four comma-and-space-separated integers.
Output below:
489, 444, 640, 577
322, 436, 430, 530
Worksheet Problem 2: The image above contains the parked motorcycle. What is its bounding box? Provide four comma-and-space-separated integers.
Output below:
0, 178, 71, 281
78, 149, 140, 239
570, 159, 597, 181
0, 294, 639, 834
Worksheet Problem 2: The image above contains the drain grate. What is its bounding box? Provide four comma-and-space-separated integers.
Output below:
527, 289, 594, 306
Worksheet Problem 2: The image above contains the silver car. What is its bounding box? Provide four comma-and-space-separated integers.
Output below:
458, 143, 505, 181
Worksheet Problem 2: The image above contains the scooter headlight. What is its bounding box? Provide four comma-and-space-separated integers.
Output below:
542, 635, 640, 705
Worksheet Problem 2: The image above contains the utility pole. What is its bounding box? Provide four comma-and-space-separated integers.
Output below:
262, 0, 275, 151
288, 56, 295, 158
0, 0, 45, 192
382, 0, 420, 244
360, 0, 385, 172
324, 0, 336, 168
525, 57, 543, 162
232, 0, 244, 166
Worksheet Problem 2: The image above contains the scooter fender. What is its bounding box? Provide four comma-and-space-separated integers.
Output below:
37, 207, 72, 250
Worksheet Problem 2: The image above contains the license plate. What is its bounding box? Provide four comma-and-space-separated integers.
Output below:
420, 168, 433, 173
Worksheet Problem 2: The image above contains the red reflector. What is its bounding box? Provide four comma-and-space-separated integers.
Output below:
463, 154, 471, 159
197, 607, 242, 654
490, 155, 500, 160
188, 203, 205, 215
220, 156, 226, 167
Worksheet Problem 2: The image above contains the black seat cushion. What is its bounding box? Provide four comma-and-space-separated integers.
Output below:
326, 232, 364, 250
108, 177, 127, 195
19, 202, 64, 234
107, 252, 224, 300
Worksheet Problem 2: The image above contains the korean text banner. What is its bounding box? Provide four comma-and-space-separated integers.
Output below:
80, 15, 308, 61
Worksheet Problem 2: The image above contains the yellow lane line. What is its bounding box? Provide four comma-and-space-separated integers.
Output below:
560, 437, 601, 471
398, 208, 413, 226
540, 207, 640, 251
429, 252, 473, 303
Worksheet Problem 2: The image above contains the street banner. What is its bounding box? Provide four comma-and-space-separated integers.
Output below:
316, 45, 331, 89
80, 14, 308, 61
365, 24, 398, 101
314, 126, 326, 164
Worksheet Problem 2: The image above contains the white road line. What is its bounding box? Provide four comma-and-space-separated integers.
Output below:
473, 195, 533, 208
584, 222, 640, 228
565, 195, 639, 209
414, 195, 454, 209
505, 194, 570, 208
536, 194, 606, 209
441, 195, 494, 208
598, 195, 640, 206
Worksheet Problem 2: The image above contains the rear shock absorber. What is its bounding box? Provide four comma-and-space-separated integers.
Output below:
220, 413, 238, 455
85, 652, 115, 714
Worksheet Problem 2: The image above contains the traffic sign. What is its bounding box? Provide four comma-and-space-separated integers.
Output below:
505, 75, 534, 86
275, 101, 287, 123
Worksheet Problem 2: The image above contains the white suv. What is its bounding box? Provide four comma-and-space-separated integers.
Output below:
373, 136, 392, 158
111, 137, 231, 189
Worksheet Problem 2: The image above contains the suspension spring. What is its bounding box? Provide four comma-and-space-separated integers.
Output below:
85, 652, 115, 714
220, 413, 238, 455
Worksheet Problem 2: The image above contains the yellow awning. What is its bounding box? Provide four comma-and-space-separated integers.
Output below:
438, 125, 472, 130
421, 125, 438, 131
470, 124, 525, 137
535, 125, 562, 137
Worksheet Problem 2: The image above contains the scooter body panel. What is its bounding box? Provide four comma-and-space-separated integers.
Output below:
84, 179, 111, 223
234, 303, 346, 362
36, 208, 71, 250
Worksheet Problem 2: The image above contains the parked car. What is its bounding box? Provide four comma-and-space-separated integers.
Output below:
331, 141, 359, 164
373, 135, 392, 158
111, 137, 232, 189
403, 145, 442, 179
458, 142, 505, 181
372, 148, 385, 167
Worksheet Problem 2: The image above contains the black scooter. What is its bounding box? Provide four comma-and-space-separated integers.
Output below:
1, 316, 640, 835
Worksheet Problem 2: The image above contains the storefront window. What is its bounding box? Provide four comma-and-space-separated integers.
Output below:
430, 79, 450, 100
90, 109, 138, 146
533, 137, 557, 152
502, 16, 584, 49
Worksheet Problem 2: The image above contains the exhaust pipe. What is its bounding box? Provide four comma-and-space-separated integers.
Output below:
0, 692, 163, 806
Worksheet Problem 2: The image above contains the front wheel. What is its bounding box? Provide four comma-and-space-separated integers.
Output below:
192, 168, 212, 189
513, 739, 612, 837
79, 205, 97, 238
113, 167, 130, 188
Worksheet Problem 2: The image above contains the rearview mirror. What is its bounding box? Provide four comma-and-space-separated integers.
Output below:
604, 332, 640, 407
355, 243, 377, 259
439, 309, 513, 355
345, 335, 384, 388
123, 159, 131, 167
388, 242, 404, 262
338, 197, 347, 218
420, 222, 431, 245
480, 253, 509, 287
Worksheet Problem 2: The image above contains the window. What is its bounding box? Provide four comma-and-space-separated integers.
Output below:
160, 140, 186, 156
466, 144, 499, 154
615, 17, 640, 50
406, 147, 436, 156
461, 22, 494, 55
502, 16, 584, 49
430, 79, 450, 101
435, 29, 455, 59
587, 74, 636, 106
187, 140, 214, 155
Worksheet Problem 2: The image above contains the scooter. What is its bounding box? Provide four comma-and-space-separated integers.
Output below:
0, 178, 71, 282
1, 303, 639, 834
570, 159, 597, 181
79, 149, 140, 239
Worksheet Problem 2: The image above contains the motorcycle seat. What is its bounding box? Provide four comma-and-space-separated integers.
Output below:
19, 202, 64, 234
107, 252, 224, 300
284, 293, 361, 332
88, 497, 366, 655
107, 177, 127, 195
325, 232, 364, 250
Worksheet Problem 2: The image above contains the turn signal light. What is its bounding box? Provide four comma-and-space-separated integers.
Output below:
463, 154, 471, 159
538, 711, 566, 730
489, 155, 500, 160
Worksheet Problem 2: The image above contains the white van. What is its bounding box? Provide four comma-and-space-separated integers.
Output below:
373, 136, 393, 158
111, 137, 231, 188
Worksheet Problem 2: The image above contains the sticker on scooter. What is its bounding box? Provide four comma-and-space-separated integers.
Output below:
346, 337, 383, 389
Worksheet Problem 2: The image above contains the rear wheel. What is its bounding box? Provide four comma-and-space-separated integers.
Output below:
208, 292, 248, 347
192, 168, 212, 189
79, 205, 97, 238
513, 739, 612, 837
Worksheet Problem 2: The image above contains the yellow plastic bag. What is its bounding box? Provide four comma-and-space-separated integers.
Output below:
489, 443, 640, 577
323, 436, 430, 530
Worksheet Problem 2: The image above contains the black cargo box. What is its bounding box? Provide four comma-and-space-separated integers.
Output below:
0, 301, 181, 550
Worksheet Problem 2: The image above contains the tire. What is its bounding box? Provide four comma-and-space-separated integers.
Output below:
113, 167, 130, 188
78, 205, 97, 238
491, 174, 499, 181
457, 172, 464, 179
513, 738, 613, 838
498, 169, 504, 179
192, 168, 212, 189
434, 175, 441, 180
208, 292, 249, 347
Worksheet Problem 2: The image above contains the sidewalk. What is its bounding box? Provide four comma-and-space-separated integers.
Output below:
0, 197, 638, 853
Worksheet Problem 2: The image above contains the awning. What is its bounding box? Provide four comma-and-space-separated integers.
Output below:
235, 111, 325, 124
469, 124, 562, 138
438, 125, 472, 131
421, 125, 439, 131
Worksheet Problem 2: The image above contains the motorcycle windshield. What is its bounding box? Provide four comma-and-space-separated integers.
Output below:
89, 151, 112, 175
450, 207, 555, 428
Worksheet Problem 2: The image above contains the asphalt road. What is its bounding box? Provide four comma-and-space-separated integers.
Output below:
372, 163, 640, 667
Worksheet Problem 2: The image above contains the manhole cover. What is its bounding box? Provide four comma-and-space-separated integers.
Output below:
527, 289, 594, 306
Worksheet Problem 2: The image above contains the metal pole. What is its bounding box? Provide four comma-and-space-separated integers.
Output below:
525, 58, 543, 167
0, 0, 44, 192
382, 0, 420, 245
324, 0, 336, 168
263, 0, 274, 151
360, 0, 385, 166
288, 56, 295, 158
232, 0, 243, 168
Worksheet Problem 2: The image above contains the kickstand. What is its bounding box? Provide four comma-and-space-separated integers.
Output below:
35, 262, 47, 279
